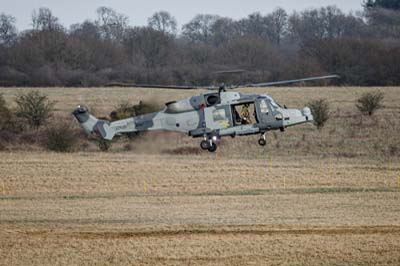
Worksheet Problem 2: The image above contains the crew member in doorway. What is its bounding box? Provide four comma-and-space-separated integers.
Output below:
241, 104, 251, 124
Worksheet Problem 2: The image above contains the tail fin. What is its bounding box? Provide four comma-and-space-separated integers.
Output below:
72, 106, 115, 140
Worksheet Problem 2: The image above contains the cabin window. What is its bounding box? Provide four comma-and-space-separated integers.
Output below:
260, 100, 269, 114
213, 109, 226, 121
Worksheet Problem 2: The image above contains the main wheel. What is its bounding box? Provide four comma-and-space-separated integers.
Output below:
200, 140, 210, 150
207, 142, 218, 152
258, 138, 267, 146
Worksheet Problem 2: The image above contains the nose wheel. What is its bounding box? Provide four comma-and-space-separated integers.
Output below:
258, 133, 267, 146
200, 139, 218, 152
207, 142, 218, 152
200, 140, 209, 150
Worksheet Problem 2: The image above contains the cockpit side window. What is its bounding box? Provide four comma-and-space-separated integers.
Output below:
260, 100, 269, 114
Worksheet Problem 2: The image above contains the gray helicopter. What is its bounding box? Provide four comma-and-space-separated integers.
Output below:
73, 75, 338, 152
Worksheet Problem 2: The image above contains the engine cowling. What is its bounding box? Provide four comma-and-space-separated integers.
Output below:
165, 99, 196, 113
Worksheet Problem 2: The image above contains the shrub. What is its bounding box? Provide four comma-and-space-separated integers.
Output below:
0, 94, 23, 133
0, 94, 8, 113
45, 122, 78, 152
356, 91, 384, 116
0, 95, 10, 148
15, 91, 56, 130
110, 101, 134, 121
110, 100, 160, 121
134, 100, 161, 116
0, 94, 11, 129
96, 139, 112, 151
109, 100, 161, 140
307, 99, 330, 129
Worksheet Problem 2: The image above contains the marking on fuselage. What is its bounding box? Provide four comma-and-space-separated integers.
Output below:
219, 121, 230, 127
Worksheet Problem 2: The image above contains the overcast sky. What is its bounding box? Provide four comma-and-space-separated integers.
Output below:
2, 0, 364, 30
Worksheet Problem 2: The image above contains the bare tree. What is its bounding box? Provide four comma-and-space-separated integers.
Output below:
96, 6, 128, 41
148, 11, 177, 35
211, 17, 240, 45
236, 10, 288, 44
217, 36, 281, 72
288, 6, 355, 44
364, 0, 400, 10
70, 20, 101, 40
240, 12, 265, 37
182, 14, 220, 43
264, 8, 288, 45
0, 13, 17, 45
32, 7, 61, 31
365, 8, 400, 38
0, 5, 399, 88
123, 27, 173, 68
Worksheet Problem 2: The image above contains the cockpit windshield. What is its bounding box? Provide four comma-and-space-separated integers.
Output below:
265, 96, 281, 109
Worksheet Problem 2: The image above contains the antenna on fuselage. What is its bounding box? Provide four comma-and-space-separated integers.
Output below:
218, 83, 226, 94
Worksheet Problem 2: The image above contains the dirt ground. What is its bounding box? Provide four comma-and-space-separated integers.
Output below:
1, 152, 399, 266
1, 86, 400, 265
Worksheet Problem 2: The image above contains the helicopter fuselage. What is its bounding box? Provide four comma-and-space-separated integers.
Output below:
73, 91, 313, 152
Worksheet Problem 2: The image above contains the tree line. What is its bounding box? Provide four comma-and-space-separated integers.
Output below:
0, 1, 400, 87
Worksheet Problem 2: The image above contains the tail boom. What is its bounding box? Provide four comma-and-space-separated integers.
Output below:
72, 106, 116, 140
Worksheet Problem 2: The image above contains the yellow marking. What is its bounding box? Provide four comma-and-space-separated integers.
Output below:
218, 121, 230, 127
144, 180, 147, 193
2, 181, 5, 195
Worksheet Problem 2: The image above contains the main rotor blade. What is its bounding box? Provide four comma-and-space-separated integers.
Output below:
107, 82, 216, 90
236, 75, 340, 88
107, 74, 339, 90
214, 69, 247, 75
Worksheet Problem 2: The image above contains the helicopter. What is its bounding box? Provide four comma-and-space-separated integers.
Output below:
73, 74, 339, 152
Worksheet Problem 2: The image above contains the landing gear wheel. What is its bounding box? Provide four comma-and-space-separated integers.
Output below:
258, 138, 267, 146
200, 140, 210, 150
207, 142, 218, 152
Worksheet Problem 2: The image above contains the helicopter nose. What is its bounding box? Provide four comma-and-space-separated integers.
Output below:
282, 108, 312, 127
302, 107, 311, 116
302, 107, 313, 121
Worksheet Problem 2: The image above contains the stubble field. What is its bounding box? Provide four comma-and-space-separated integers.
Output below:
0, 86, 400, 265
